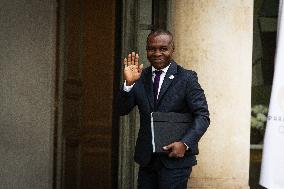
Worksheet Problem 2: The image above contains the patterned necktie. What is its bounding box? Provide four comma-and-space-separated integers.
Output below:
153, 70, 163, 102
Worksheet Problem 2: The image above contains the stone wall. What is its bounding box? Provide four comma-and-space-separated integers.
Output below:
171, 1, 253, 188
0, 1, 56, 188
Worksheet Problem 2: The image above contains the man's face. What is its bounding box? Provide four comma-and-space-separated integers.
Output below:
146, 34, 174, 70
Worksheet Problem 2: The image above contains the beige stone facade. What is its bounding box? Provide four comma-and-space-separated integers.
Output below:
171, 1, 253, 188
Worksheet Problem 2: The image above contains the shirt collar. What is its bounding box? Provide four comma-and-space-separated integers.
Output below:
152, 63, 171, 74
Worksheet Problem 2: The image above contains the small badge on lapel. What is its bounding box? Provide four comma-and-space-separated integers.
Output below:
169, 75, 175, 80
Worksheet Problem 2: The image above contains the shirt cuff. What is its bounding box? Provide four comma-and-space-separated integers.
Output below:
123, 81, 135, 92
183, 143, 189, 151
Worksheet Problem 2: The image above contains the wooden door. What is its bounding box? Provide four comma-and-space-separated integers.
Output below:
55, 0, 120, 188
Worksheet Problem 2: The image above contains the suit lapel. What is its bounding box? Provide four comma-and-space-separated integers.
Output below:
157, 61, 178, 105
143, 67, 155, 111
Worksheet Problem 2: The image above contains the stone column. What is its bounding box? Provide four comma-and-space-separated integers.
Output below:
171, 1, 253, 188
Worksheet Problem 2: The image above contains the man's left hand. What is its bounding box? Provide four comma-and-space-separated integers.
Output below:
163, 142, 186, 158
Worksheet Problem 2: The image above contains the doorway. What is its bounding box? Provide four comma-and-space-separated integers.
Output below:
118, 0, 170, 188
55, 0, 119, 188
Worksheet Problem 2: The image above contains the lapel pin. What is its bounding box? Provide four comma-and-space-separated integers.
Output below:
169, 75, 175, 80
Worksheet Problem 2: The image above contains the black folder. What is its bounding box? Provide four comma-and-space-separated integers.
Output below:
151, 112, 192, 153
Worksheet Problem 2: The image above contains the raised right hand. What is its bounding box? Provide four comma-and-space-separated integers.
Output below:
123, 52, 143, 86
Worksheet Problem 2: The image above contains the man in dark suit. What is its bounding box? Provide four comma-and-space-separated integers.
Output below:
117, 29, 210, 189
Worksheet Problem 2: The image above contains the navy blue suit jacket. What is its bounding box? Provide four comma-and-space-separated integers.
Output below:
117, 61, 210, 168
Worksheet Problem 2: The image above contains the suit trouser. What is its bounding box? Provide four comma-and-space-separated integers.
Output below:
137, 154, 192, 189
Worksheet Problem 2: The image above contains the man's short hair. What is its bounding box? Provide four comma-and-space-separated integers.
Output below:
147, 29, 173, 43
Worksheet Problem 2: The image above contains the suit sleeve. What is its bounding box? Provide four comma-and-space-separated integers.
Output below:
116, 86, 137, 116
181, 71, 210, 154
